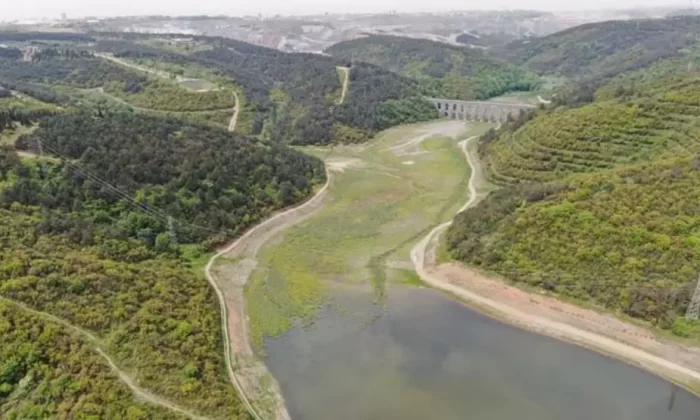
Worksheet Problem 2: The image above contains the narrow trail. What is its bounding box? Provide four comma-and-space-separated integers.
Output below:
96, 53, 183, 81
537, 95, 552, 104
0, 296, 209, 420
204, 169, 333, 420
336, 66, 350, 105
410, 135, 700, 389
229, 91, 239, 132
97, 53, 239, 131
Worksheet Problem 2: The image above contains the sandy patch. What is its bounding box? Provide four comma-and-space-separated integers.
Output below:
326, 158, 363, 173
401, 161, 415, 165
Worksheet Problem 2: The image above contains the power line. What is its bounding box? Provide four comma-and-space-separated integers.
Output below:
34, 140, 231, 238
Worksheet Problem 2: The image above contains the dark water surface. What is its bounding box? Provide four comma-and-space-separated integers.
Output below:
264, 286, 700, 420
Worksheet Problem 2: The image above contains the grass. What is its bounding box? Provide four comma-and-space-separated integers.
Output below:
178, 79, 217, 92
0, 95, 60, 112
245, 120, 494, 349
390, 269, 425, 287
0, 124, 37, 147
179, 244, 213, 271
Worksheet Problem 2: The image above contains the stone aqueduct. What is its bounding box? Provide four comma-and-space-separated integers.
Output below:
426, 98, 537, 123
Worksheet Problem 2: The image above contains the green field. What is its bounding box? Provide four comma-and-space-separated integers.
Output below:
245, 120, 493, 348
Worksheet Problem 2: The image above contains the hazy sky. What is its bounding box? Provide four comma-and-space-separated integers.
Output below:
1, 0, 687, 21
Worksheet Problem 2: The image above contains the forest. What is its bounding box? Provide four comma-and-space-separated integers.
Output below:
9, 111, 325, 245
0, 51, 234, 113
0, 201, 251, 418
0, 300, 184, 419
480, 71, 700, 185
93, 34, 438, 144
447, 157, 700, 337
326, 35, 539, 100
495, 16, 700, 82
0, 101, 325, 415
448, 43, 700, 338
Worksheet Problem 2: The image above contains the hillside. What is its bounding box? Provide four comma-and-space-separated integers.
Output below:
325, 35, 538, 100
0, 31, 438, 145
10, 111, 324, 244
480, 71, 700, 185
446, 64, 700, 338
447, 157, 700, 337
92, 34, 438, 144
0, 202, 252, 418
0, 299, 185, 419
0, 103, 325, 415
495, 16, 700, 81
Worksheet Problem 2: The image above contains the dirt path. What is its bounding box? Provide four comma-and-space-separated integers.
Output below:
411, 136, 700, 392
382, 120, 466, 155
204, 168, 334, 420
0, 296, 208, 420
336, 66, 350, 105
97, 53, 184, 81
537, 95, 552, 104
229, 91, 239, 132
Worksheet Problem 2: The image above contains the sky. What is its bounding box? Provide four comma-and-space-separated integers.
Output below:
1, 0, 688, 21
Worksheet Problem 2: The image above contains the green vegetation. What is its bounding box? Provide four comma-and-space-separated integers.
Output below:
448, 65, 700, 339
0, 51, 234, 113
496, 16, 700, 81
246, 122, 493, 348
0, 203, 251, 418
481, 72, 700, 184
0, 107, 325, 415
447, 158, 700, 336
94, 34, 438, 144
12, 112, 324, 245
326, 35, 538, 100
0, 300, 184, 420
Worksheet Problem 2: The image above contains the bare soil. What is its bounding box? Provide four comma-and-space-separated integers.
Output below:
412, 136, 700, 394
205, 168, 335, 420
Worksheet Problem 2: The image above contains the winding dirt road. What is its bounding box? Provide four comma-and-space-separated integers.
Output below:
228, 91, 239, 133
97, 54, 186, 81
204, 168, 333, 420
410, 135, 700, 391
336, 66, 350, 105
0, 296, 208, 420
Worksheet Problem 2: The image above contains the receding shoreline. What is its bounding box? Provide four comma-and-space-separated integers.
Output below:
411, 133, 700, 400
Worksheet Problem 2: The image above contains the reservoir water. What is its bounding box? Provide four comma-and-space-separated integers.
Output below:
264, 285, 700, 420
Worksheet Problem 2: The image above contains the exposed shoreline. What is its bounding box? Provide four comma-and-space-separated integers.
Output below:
205, 169, 333, 420
411, 134, 700, 398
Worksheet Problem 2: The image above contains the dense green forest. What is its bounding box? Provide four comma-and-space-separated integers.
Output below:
0, 300, 185, 419
0, 32, 440, 144
480, 72, 700, 184
447, 157, 700, 337
10, 112, 324, 245
448, 46, 700, 337
0, 201, 251, 418
0, 49, 234, 113
0, 103, 325, 415
326, 35, 538, 100
93, 34, 438, 144
495, 16, 700, 82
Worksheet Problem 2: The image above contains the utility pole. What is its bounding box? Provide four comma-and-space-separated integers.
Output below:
168, 216, 178, 248
686, 274, 700, 321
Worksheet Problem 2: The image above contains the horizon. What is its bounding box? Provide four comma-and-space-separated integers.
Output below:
1, 1, 689, 23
